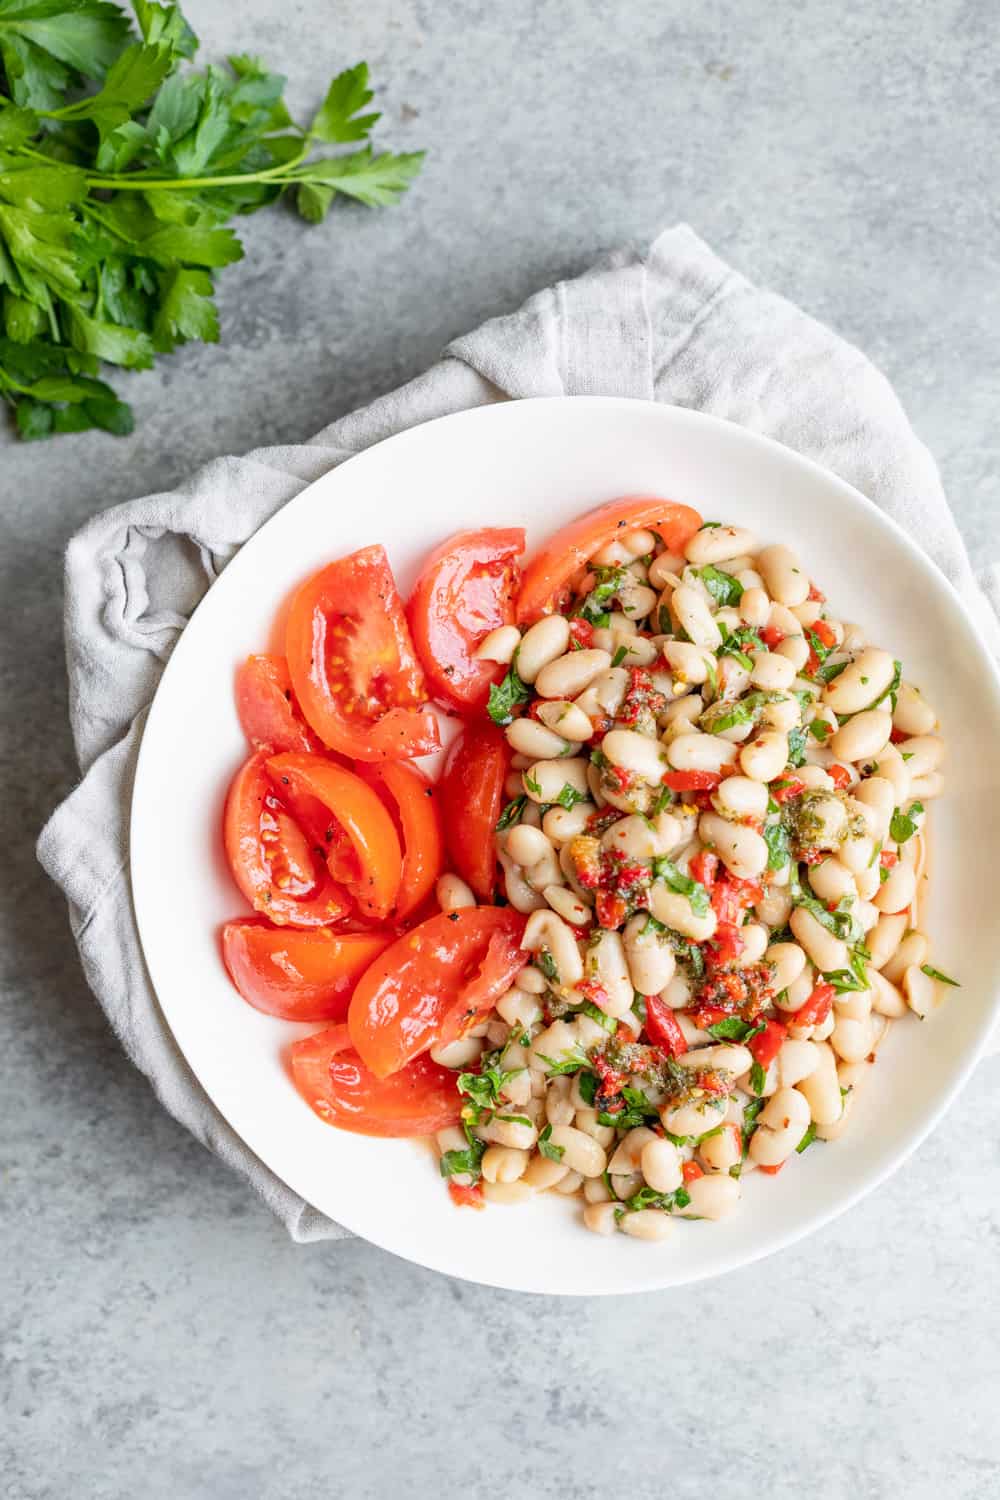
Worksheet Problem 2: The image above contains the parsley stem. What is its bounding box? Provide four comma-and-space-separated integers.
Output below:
82, 146, 313, 193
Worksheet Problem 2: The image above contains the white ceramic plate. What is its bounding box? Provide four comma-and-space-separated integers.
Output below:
131, 397, 1000, 1295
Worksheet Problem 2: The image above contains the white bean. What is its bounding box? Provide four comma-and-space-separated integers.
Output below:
737, 923, 769, 967
574, 1109, 616, 1149
544, 885, 591, 926
893, 682, 937, 736
749, 1086, 811, 1166
873, 860, 917, 915
498, 849, 547, 913
681, 1173, 741, 1219
436, 873, 476, 912
896, 736, 944, 779
523, 756, 590, 806
479, 1115, 538, 1150
523, 1154, 569, 1191
620, 1208, 673, 1241
583, 1202, 619, 1235
881, 930, 929, 986
910, 772, 944, 800
662, 639, 715, 685
903, 964, 938, 1018
429, 1035, 484, 1069
623, 912, 676, 995
851, 777, 895, 839
547, 1124, 607, 1178
671, 584, 722, 649
830, 710, 892, 764
739, 585, 771, 628
766, 941, 807, 994
535, 648, 612, 700
506, 824, 554, 868
698, 1124, 741, 1173
713, 775, 769, 821
573, 667, 629, 721
757, 882, 792, 929
797, 1042, 842, 1125
699, 811, 769, 880
790, 906, 849, 973
821, 648, 895, 714
481, 1180, 534, 1205
603, 728, 667, 785
640, 1137, 684, 1192
684, 524, 757, 565
535, 700, 594, 742
474, 624, 521, 663
542, 801, 595, 845
676, 1044, 753, 1078
585, 928, 634, 1017
607, 1127, 659, 1176
830, 1015, 872, 1063
757, 545, 810, 607
618, 580, 658, 620
808, 858, 857, 906
648, 886, 718, 942
481, 1146, 528, 1183
750, 652, 796, 691
740, 730, 789, 783
496, 986, 542, 1029
666, 733, 739, 774
661, 1097, 727, 1138
777, 1038, 821, 1087
866, 965, 907, 1017
522, 909, 584, 986
516, 615, 571, 683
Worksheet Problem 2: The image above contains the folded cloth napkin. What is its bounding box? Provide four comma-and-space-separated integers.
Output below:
37, 224, 1000, 1243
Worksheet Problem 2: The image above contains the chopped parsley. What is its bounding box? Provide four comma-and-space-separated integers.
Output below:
786, 725, 808, 768
823, 949, 872, 993
921, 964, 960, 987
536, 1046, 591, 1076
809, 718, 831, 742
611, 645, 629, 668
791, 871, 864, 944
816, 658, 849, 685
748, 1060, 767, 1096
457, 1057, 526, 1110
618, 1184, 692, 1215
439, 1139, 486, 1180
536, 949, 560, 983
764, 821, 791, 871
697, 565, 744, 608
555, 782, 587, 810
538, 1125, 565, 1162
706, 1016, 762, 1042
486, 653, 531, 725
795, 1123, 818, 1154
495, 794, 527, 831
889, 803, 924, 844
651, 857, 711, 916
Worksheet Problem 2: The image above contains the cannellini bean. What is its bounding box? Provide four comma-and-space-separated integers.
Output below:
582, 1174, 612, 1203
698, 1124, 741, 1174
760, 693, 802, 732
648, 886, 718, 942
573, 666, 629, 721
713, 775, 769, 821
661, 973, 692, 1009
797, 1042, 842, 1125
749, 1086, 811, 1166
676, 1044, 753, 1078
874, 860, 917, 915
542, 801, 595, 845
641, 1137, 684, 1192
522, 909, 584, 986
517, 965, 547, 994
682, 1173, 742, 1219
522, 1154, 569, 1191
699, 811, 769, 880
620, 1208, 673, 1241
775, 642, 809, 679
821, 648, 895, 714
662, 639, 715, 684
544, 885, 591, 926
506, 824, 555, 868
866, 912, 909, 971
903, 964, 938, 1018
618, 580, 658, 620
750, 652, 796, 691
498, 848, 547, 913
547, 1124, 607, 1178
910, 772, 944, 800
542, 1076, 575, 1129
661, 693, 704, 735
496, 986, 542, 1029
757, 882, 792, 929
737, 923, 769, 967
854, 860, 882, 902
777, 1038, 821, 1087
757, 544, 810, 606
830, 709, 892, 764
684, 524, 756, 565
583, 1201, 619, 1235
893, 682, 937, 736
607, 1127, 659, 1176
870, 743, 911, 802
739, 585, 771, 628
586, 928, 634, 1017
623, 912, 676, 996
838, 621, 866, 651
881, 930, 929, 986
436, 873, 476, 912
830, 1015, 872, 1063
851, 777, 895, 839
866, 965, 907, 1017
665, 734, 739, 776
661, 1096, 727, 1138
481, 1146, 528, 1183
671, 584, 722, 648
523, 756, 589, 806
791, 599, 824, 628
839, 830, 874, 875
535, 648, 612, 700
535, 700, 595, 742
589, 539, 630, 566
481, 1180, 534, 1205
553, 1169, 584, 1196
516, 615, 571, 683
740, 730, 789, 783
790, 906, 849, 973
436, 1125, 474, 1183
603, 729, 667, 785
648, 550, 686, 587
479, 1115, 538, 1150
573, 1109, 616, 1149
766, 941, 807, 994
896, 735, 944, 779
474, 624, 521, 663
808, 858, 858, 906
430, 1035, 484, 1069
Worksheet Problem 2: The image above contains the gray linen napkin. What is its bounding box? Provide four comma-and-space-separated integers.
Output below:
37, 224, 1000, 1243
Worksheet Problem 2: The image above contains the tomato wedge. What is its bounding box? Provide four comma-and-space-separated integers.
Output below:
267, 752, 403, 922
291, 1025, 461, 1137
408, 527, 525, 711
362, 760, 445, 922
792, 982, 835, 1028
285, 544, 440, 762
223, 752, 348, 927
235, 654, 320, 755
222, 920, 394, 1021
644, 995, 688, 1057
348, 908, 527, 1078
748, 1017, 787, 1069
662, 769, 722, 792
516, 496, 703, 623
438, 721, 508, 901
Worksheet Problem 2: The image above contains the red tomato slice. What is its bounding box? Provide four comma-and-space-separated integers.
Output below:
235, 654, 320, 755
437, 721, 508, 901
285, 544, 440, 762
267, 753, 403, 922
348, 908, 527, 1078
662, 770, 723, 792
448, 1182, 486, 1209
363, 760, 445, 922
408, 527, 525, 711
222, 920, 394, 1021
223, 752, 348, 927
644, 995, 688, 1057
516, 496, 703, 623
748, 1017, 787, 1070
291, 1025, 461, 1137
792, 982, 835, 1028
681, 1160, 704, 1184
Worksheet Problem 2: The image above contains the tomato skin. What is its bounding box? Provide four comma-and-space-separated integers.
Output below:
662, 770, 722, 793
516, 496, 703, 624
267, 752, 403, 922
285, 544, 440, 763
681, 1160, 704, 1184
644, 995, 688, 1057
363, 761, 445, 922
827, 763, 852, 790
758, 1162, 785, 1176
748, 1017, 787, 1070
223, 752, 348, 927
792, 982, 835, 1028
348, 907, 527, 1078
291, 1025, 461, 1137
689, 849, 720, 888
760, 625, 785, 650
438, 721, 508, 901
235, 654, 320, 755
222, 920, 394, 1021
408, 528, 525, 711
448, 1181, 486, 1209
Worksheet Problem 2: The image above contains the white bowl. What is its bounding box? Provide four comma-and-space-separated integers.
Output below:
131, 397, 1000, 1295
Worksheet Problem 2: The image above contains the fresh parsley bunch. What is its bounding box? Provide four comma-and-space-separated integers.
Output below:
0, 0, 423, 439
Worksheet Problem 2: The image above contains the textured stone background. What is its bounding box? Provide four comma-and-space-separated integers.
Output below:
2, 2, 998, 1496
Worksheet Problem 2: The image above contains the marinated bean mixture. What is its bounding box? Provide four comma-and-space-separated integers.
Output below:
430, 520, 954, 1238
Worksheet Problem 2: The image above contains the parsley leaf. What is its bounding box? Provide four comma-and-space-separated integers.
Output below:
651, 857, 710, 917
889, 803, 924, 844
538, 1124, 565, 1162
786, 725, 808, 768
748, 1060, 767, 1096
795, 1123, 818, 1154
495, 794, 527, 831
486, 654, 531, 725
791, 871, 864, 944
763, 821, 791, 871
706, 1016, 757, 1042
921, 964, 960, 987
696, 565, 743, 608
554, 782, 586, 810
439, 1140, 485, 1180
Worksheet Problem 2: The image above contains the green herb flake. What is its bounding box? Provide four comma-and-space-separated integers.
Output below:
763, 821, 791, 871
652, 857, 711, 917
555, 782, 586, 810
795, 1123, 818, 1154
495, 794, 527, 831
487, 655, 532, 725
809, 718, 831, 742
697, 565, 744, 608
538, 1124, 565, 1162
920, 964, 960, 987
748, 1060, 767, 1096
889, 802, 924, 844
611, 645, 629, 668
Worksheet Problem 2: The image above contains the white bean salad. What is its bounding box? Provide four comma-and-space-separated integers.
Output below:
430, 517, 956, 1237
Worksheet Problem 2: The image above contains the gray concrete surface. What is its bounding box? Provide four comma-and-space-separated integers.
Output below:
3, 1, 999, 1496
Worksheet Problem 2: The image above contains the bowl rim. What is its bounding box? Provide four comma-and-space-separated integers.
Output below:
130, 394, 1000, 1294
